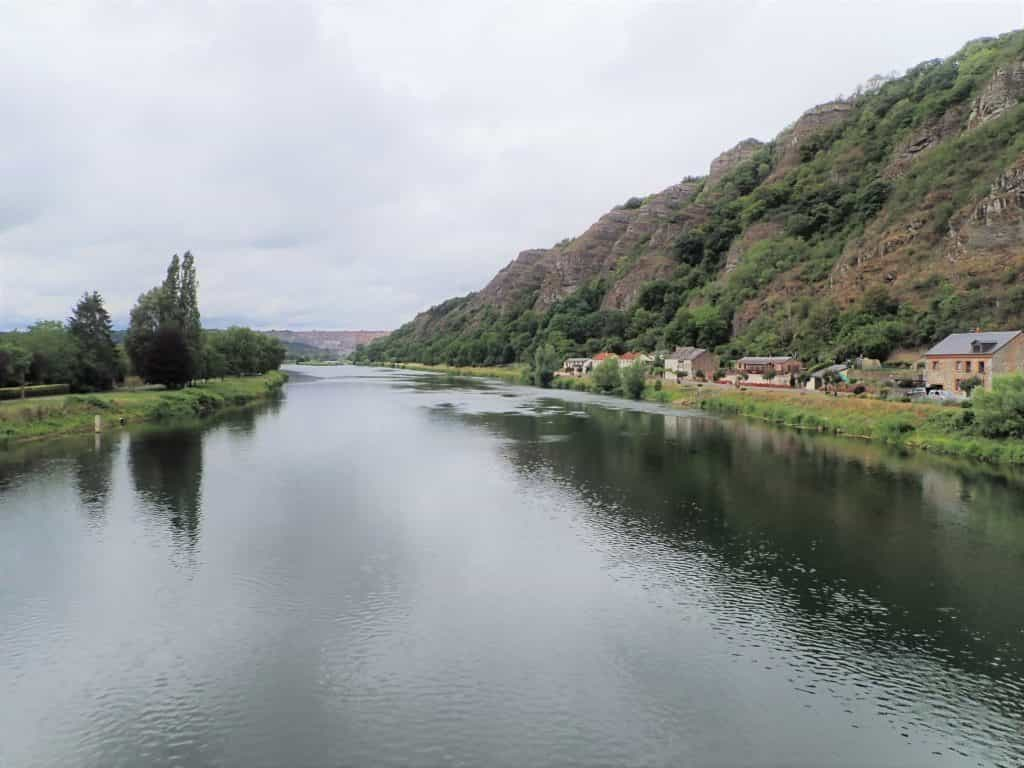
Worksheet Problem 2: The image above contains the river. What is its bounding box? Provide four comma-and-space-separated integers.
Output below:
1, 365, 1022, 767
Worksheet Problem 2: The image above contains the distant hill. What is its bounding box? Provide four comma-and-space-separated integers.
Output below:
356, 30, 1024, 368
262, 330, 390, 358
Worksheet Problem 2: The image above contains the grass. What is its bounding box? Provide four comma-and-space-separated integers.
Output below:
0, 371, 288, 444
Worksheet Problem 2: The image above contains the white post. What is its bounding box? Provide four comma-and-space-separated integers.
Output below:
94, 415, 102, 433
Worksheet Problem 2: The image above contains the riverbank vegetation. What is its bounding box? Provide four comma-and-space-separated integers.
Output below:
0, 372, 287, 443
375, 361, 1024, 464
1, 252, 285, 399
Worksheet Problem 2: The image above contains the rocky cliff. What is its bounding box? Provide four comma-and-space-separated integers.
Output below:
358, 30, 1024, 367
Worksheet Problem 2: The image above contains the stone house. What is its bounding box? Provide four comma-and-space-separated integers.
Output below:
664, 347, 719, 381
924, 331, 1024, 393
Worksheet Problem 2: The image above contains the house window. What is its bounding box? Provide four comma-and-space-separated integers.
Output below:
978, 361, 986, 373
965, 361, 972, 373
931, 361, 939, 370
955, 361, 963, 372
955, 379, 963, 391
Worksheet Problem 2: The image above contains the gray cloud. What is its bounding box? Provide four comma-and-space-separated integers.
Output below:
2, 0, 1021, 330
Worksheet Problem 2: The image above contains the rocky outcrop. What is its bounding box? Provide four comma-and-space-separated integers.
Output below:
706, 139, 764, 187
968, 62, 1024, 128
769, 100, 853, 180
884, 105, 965, 179
472, 178, 703, 315
951, 158, 1024, 253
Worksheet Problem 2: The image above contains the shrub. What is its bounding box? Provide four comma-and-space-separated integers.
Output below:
973, 374, 1024, 438
621, 364, 646, 400
592, 358, 621, 394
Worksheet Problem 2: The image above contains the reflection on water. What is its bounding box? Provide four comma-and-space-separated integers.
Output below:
72, 433, 117, 523
129, 428, 204, 546
434, 391, 1024, 759
1, 368, 1022, 767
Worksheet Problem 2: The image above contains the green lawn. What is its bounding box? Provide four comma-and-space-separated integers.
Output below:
0, 372, 287, 443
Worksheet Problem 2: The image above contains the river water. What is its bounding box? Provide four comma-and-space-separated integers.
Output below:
1, 366, 1022, 767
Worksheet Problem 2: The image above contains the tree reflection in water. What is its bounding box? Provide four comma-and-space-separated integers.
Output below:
72, 433, 118, 526
129, 428, 204, 548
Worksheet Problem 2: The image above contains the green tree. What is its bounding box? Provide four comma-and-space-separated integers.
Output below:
960, 375, 983, 397
67, 292, 119, 391
0, 342, 31, 389
125, 287, 164, 377
143, 326, 195, 389
179, 251, 202, 360
592, 358, 621, 394
620, 363, 646, 399
973, 374, 1024, 438
532, 343, 560, 388
15, 322, 77, 384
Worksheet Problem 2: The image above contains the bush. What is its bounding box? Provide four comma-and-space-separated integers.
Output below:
0, 383, 70, 400
621, 364, 646, 400
973, 374, 1024, 438
592, 358, 621, 394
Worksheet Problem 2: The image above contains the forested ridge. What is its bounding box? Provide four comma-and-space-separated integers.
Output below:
356, 31, 1024, 368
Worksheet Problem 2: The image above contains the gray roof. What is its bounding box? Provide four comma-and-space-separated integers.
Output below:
925, 331, 1022, 356
738, 356, 793, 365
666, 346, 709, 361
810, 363, 849, 378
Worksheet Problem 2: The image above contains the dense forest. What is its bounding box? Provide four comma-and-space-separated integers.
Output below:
355, 31, 1024, 370
0, 254, 285, 392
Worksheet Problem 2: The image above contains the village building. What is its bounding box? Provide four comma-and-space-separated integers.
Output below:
561, 357, 593, 377
924, 331, 1024, 393
593, 352, 619, 364
664, 347, 719, 381
617, 352, 654, 368
736, 356, 803, 377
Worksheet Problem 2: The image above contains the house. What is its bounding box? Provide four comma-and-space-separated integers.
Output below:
664, 346, 719, 381
736, 356, 803, 377
617, 352, 654, 368
593, 352, 619, 364
924, 330, 1024, 393
561, 357, 593, 377
805, 363, 849, 391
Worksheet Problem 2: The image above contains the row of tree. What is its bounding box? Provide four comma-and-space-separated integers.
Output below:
1, 253, 285, 392
123, 253, 285, 388
0, 293, 123, 390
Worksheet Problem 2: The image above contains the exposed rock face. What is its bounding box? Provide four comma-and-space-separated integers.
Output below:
884, 105, 965, 179
968, 62, 1024, 128
954, 158, 1024, 252
769, 100, 853, 180
473, 178, 703, 315
706, 139, 764, 187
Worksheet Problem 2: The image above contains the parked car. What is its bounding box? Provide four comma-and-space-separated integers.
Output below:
907, 387, 927, 398
927, 389, 959, 401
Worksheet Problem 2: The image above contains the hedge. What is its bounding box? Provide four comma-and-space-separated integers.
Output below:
0, 384, 71, 401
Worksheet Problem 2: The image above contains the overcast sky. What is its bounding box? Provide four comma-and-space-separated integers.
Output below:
1, 1, 1021, 331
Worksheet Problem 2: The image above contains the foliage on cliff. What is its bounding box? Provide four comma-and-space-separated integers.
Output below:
356, 31, 1024, 368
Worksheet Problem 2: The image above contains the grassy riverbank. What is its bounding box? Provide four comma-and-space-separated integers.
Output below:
0, 371, 288, 444
376, 362, 1024, 465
